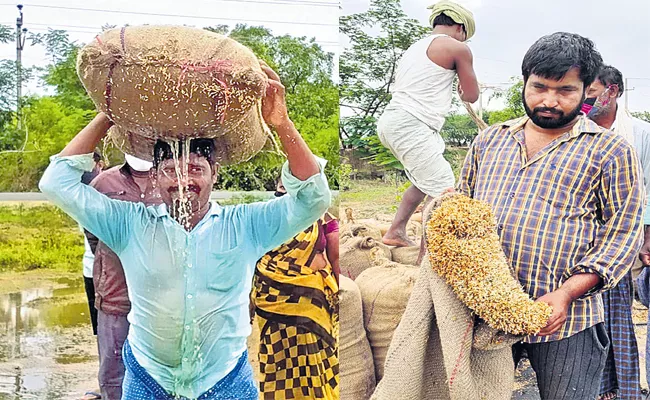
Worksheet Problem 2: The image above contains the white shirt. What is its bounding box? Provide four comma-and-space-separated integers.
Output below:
612, 105, 650, 224
81, 226, 94, 278
387, 34, 456, 132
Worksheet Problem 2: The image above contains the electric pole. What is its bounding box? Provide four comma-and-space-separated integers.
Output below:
16, 4, 27, 130
624, 78, 629, 111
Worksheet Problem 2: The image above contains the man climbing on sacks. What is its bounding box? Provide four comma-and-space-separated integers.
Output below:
458, 33, 644, 399
39, 63, 331, 399
377, 0, 479, 247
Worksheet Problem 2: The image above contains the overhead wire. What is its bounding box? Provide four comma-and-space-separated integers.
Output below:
0, 3, 338, 26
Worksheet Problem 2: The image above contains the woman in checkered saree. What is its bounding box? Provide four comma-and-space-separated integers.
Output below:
252, 210, 339, 400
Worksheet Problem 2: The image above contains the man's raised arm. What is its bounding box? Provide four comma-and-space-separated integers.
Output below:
39, 113, 136, 254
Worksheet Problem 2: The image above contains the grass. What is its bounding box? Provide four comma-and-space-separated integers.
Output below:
340, 179, 404, 217
340, 147, 469, 218
0, 192, 341, 274
0, 205, 84, 273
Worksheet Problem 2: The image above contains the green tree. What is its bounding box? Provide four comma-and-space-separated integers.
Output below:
1, 25, 338, 190
207, 24, 339, 189
488, 79, 525, 125
440, 113, 480, 147
632, 111, 650, 123
0, 96, 94, 191
340, 0, 438, 171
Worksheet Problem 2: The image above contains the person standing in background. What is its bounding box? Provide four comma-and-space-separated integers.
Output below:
84, 154, 161, 400
586, 65, 650, 400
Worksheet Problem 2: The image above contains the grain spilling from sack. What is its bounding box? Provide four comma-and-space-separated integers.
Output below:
77, 25, 271, 165
340, 237, 392, 281
356, 258, 418, 381
340, 276, 376, 400
426, 195, 552, 335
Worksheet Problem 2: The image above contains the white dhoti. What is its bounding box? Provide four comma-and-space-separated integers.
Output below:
377, 108, 455, 197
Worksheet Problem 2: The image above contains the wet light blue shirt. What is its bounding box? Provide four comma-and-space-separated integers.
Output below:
39, 153, 331, 398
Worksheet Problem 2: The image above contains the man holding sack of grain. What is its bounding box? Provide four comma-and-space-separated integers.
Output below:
39, 26, 331, 400
458, 32, 644, 399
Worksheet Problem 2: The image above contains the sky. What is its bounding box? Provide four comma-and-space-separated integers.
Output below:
0, 0, 340, 96
341, 0, 650, 113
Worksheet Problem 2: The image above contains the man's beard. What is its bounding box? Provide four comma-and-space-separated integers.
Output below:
523, 87, 584, 129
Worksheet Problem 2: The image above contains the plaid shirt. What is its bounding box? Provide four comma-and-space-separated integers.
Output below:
458, 115, 644, 343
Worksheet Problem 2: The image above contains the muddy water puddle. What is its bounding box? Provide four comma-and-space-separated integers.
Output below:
0, 276, 98, 399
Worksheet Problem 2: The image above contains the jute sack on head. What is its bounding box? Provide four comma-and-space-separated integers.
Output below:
340, 237, 392, 281
340, 276, 376, 400
77, 25, 272, 165
356, 254, 418, 381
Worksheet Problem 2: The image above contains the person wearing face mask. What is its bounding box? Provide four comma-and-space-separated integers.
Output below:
586, 65, 650, 400
376, 0, 479, 248
457, 33, 644, 399
250, 176, 339, 399
82, 153, 162, 400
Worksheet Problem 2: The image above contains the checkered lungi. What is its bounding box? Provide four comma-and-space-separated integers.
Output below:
600, 272, 643, 399
257, 317, 339, 399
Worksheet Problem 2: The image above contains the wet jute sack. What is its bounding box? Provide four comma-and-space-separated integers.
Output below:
340, 237, 392, 281
371, 194, 521, 400
340, 276, 376, 400
77, 25, 272, 165
356, 254, 418, 381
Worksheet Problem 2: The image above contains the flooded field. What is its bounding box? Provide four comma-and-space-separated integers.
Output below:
0, 271, 262, 400
0, 273, 98, 400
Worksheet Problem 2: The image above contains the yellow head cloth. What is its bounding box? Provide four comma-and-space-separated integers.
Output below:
428, 0, 476, 40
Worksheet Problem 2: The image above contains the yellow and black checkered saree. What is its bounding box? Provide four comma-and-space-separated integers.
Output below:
253, 216, 339, 400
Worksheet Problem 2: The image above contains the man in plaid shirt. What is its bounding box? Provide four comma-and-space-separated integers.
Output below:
458, 32, 644, 399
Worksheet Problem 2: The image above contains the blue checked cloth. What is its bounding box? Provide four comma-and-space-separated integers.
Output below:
636, 268, 650, 393
122, 340, 258, 400
600, 272, 642, 399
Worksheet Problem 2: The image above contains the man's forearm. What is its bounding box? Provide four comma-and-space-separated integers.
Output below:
558, 273, 602, 301
60, 113, 112, 157
274, 120, 319, 181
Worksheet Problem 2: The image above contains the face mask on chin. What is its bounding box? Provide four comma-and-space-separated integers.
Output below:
581, 96, 597, 115
125, 154, 153, 172
582, 86, 614, 117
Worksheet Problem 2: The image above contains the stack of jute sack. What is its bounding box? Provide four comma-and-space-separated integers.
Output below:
339, 211, 422, 400
340, 196, 554, 400
76, 25, 273, 165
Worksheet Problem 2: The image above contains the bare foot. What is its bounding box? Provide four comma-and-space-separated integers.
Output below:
382, 231, 417, 247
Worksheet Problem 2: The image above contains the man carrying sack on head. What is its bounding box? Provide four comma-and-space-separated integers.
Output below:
39, 62, 331, 400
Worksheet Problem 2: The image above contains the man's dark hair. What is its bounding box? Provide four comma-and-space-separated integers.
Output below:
93, 151, 103, 163
521, 32, 603, 88
596, 65, 624, 98
432, 13, 465, 34
153, 138, 217, 169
